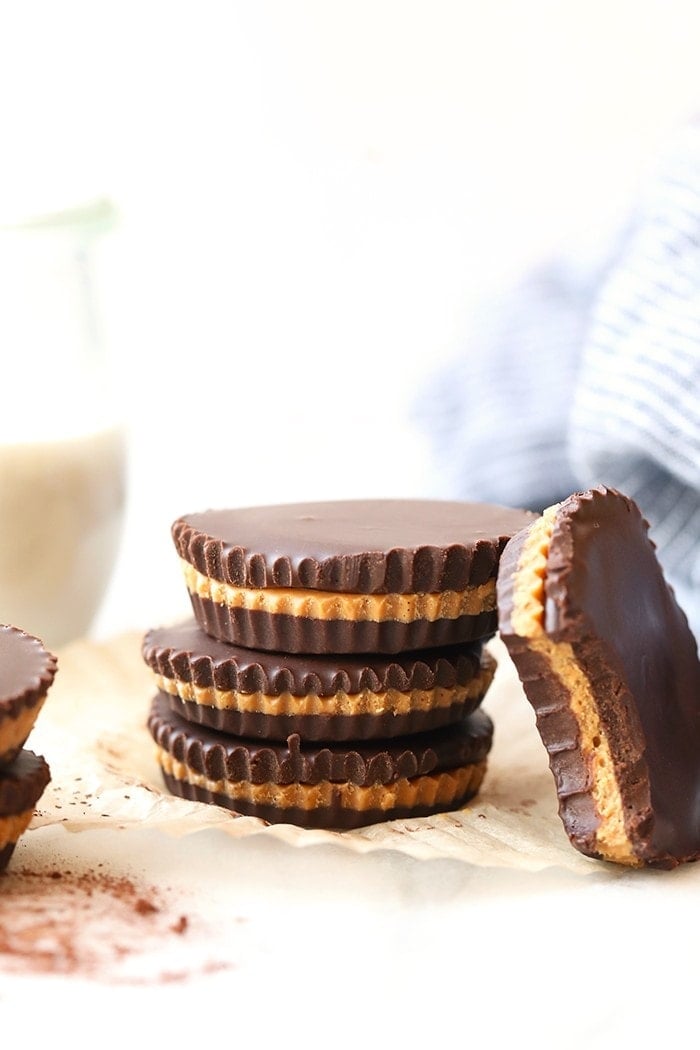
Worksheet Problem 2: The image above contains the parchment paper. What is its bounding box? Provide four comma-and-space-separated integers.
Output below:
27, 631, 600, 875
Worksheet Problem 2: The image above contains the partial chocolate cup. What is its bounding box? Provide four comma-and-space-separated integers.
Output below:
172, 499, 535, 653
148, 694, 493, 830
0, 749, 51, 872
0, 626, 58, 768
497, 486, 700, 869
142, 621, 496, 741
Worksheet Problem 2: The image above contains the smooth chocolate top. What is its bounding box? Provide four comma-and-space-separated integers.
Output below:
148, 693, 493, 786
0, 625, 57, 717
142, 620, 485, 696
500, 486, 700, 865
0, 750, 51, 816
172, 499, 535, 593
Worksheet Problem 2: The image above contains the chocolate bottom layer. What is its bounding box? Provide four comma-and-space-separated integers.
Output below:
190, 594, 496, 654
159, 766, 487, 830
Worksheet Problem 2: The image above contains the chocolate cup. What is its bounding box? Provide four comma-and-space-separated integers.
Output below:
174, 499, 535, 653
172, 499, 537, 593
0, 750, 51, 818
143, 621, 494, 740
497, 486, 700, 868
148, 693, 493, 787
142, 621, 487, 695
0, 750, 51, 872
150, 695, 492, 830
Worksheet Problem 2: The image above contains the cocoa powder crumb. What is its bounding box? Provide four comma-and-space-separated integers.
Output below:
171, 915, 188, 935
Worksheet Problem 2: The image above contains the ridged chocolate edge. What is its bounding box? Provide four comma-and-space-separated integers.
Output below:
148, 694, 494, 787
0, 751, 51, 817
172, 504, 536, 592
159, 769, 485, 830
498, 632, 603, 857
142, 621, 485, 695
190, 594, 496, 654
494, 524, 531, 638
544, 488, 654, 637
167, 692, 487, 742
0, 626, 57, 719
497, 517, 608, 859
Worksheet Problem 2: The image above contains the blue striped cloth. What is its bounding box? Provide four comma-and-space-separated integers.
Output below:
417, 124, 700, 637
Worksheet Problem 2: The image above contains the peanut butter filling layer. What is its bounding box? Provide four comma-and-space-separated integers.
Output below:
180, 559, 495, 623
511, 506, 639, 867
0, 696, 46, 761
151, 659, 495, 717
156, 748, 486, 814
0, 807, 34, 848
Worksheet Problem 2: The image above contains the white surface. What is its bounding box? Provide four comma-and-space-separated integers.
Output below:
3, 822, 699, 1048
4, 633, 700, 1047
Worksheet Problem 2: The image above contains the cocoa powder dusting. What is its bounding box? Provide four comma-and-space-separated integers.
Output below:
0, 864, 198, 981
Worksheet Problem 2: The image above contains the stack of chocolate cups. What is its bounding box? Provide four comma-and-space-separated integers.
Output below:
0, 626, 55, 869
144, 500, 535, 829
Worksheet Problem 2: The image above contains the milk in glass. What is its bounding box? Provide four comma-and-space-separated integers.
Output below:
0, 200, 125, 648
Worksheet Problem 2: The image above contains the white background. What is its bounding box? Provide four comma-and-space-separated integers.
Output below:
3, 7, 700, 1043
2, 0, 700, 636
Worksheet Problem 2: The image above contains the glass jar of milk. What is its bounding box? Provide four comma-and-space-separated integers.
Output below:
0, 198, 125, 648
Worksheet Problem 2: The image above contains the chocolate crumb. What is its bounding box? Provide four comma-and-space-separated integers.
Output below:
134, 898, 159, 916
171, 915, 188, 934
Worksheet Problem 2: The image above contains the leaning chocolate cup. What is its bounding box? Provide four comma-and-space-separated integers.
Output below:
172, 499, 536, 654
0, 625, 58, 769
142, 621, 496, 742
148, 694, 493, 830
497, 486, 700, 869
